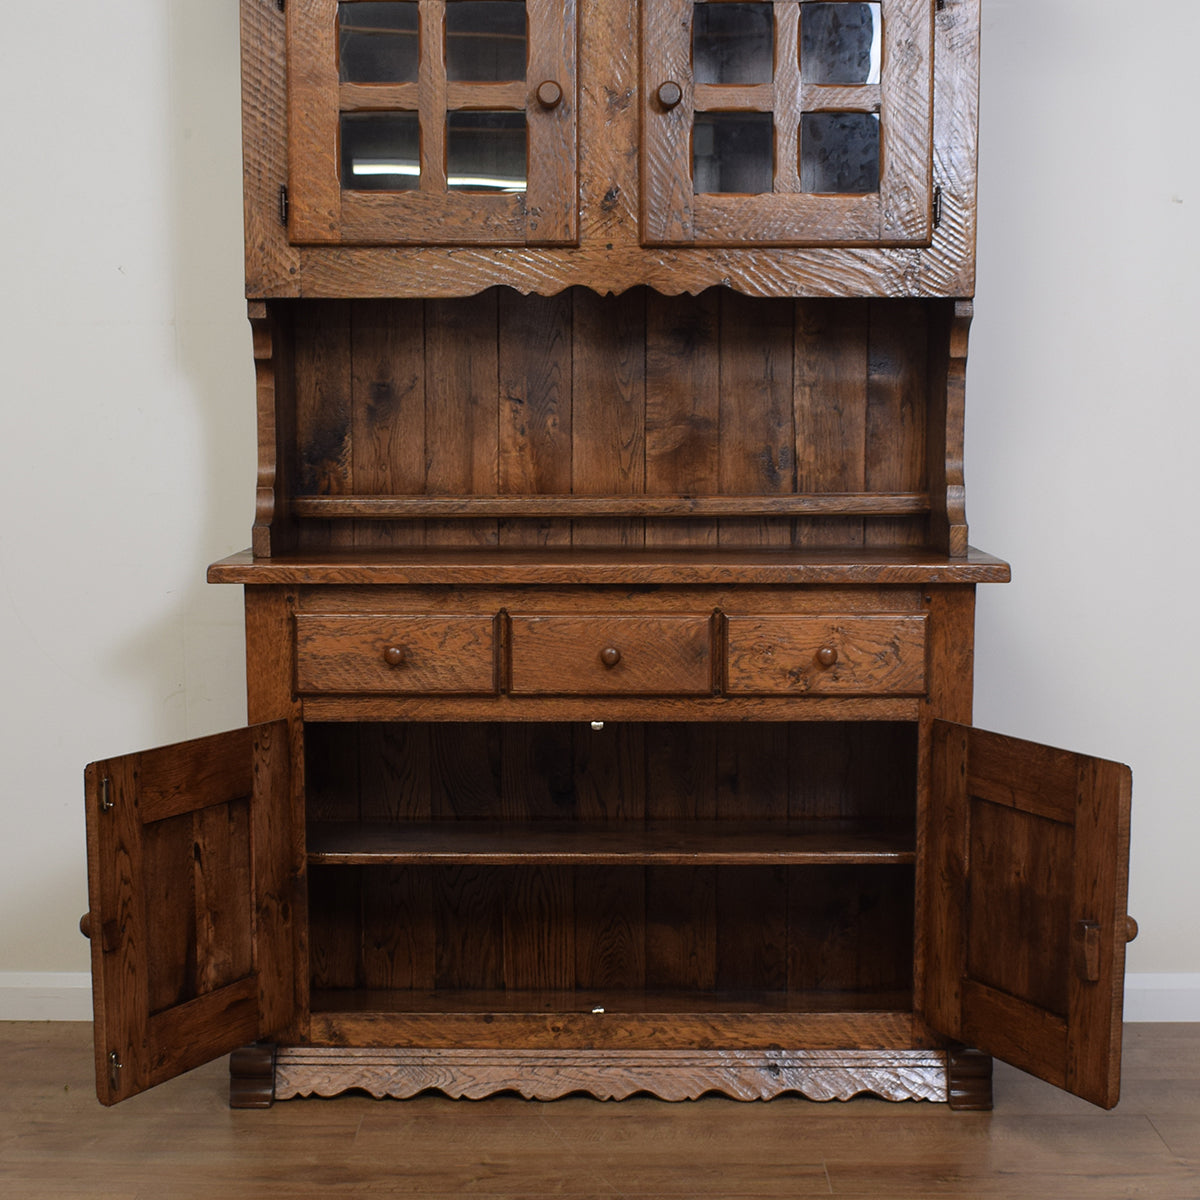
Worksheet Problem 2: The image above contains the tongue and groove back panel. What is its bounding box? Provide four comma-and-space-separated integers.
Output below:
281, 289, 938, 552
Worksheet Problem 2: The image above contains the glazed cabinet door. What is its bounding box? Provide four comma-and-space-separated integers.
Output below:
287, 0, 578, 246
83, 723, 295, 1105
642, 0, 932, 246
925, 721, 1134, 1109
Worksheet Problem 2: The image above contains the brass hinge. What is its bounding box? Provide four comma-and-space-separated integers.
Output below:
99, 776, 114, 813
278, 185, 289, 228
108, 1050, 123, 1093
933, 186, 944, 229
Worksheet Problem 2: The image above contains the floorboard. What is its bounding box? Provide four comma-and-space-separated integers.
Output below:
0, 1023, 1196, 1198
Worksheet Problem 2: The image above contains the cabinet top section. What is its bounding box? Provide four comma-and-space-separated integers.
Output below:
240, 0, 980, 300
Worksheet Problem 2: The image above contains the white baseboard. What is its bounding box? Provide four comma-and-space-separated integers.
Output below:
1122, 973, 1200, 1022
1, 971, 1197, 1023
0, 973, 92, 1021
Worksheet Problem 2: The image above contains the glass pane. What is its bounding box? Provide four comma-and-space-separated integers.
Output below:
693, 112, 774, 194
800, 111, 880, 192
446, 1, 527, 82
693, 3, 774, 85
447, 111, 526, 192
341, 112, 420, 190
339, 2, 419, 84
800, 3, 882, 85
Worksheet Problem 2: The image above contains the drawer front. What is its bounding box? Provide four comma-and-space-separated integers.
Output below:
509, 615, 713, 695
296, 615, 496, 694
725, 615, 926, 696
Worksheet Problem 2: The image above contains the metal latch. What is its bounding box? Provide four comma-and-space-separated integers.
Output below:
108, 1050, 123, 1093
99, 777, 113, 812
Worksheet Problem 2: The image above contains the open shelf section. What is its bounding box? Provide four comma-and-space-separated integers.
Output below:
209, 544, 1010, 586
306, 819, 916, 866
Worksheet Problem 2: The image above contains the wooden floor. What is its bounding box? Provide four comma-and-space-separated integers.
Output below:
1, 1024, 1197, 1199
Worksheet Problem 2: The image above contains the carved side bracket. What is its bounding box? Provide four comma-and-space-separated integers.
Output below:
271, 1047, 950, 1104
928, 299, 971, 556
248, 301, 296, 557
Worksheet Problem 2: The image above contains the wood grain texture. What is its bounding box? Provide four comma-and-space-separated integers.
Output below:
211, 546, 1011, 585
508, 613, 712, 695
275, 291, 955, 552
725, 614, 927, 695
274, 1047, 948, 1102
305, 820, 918, 866
930, 722, 1134, 1109
240, 0, 979, 296
7, 1023, 1200, 1196
83, 723, 292, 1104
295, 613, 497, 694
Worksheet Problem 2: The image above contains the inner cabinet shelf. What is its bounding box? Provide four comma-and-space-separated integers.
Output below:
305, 819, 918, 866
81, 0, 1135, 1116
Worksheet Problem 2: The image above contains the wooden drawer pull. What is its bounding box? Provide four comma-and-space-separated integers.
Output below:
816, 646, 838, 668
383, 645, 407, 667
1125, 916, 1139, 943
600, 646, 622, 668
536, 80, 563, 109
79, 912, 91, 940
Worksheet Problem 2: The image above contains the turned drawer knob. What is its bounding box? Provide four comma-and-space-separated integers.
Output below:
1125, 915, 1139, 943
656, 81, 683, 110
79, 912, 92, 940
600, 646, 622, 668
816, 646, 838, 668
383, 645, 407, 667
536, 80, 563, 109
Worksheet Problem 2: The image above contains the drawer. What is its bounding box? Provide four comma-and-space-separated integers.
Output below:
295, 615, 497, 694
724, 615, 926, 695
509, 615, 713, 695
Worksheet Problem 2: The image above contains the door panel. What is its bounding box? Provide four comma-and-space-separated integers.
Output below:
287, 0, 578, 246
84, 722, 295, 1105
641, 0, 933, 247
925, 721, 1132, 1108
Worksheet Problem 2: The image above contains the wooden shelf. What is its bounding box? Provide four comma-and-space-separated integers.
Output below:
290, 492, 932, 519
210, 544, 1011, 586
310, 987, 914, 1017
305, 819, 916, 866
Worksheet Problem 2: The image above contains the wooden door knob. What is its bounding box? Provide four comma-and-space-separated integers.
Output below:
383, 645, 407, 667
600, 646, 622, 668
656, 81, 683, 110
79, 912, 92, 940
1125, 916, 1139, 943
816, 646, 838, 668
536, 80, 563, 109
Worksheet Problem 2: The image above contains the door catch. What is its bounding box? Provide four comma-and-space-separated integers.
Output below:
108, 1050, 123, 1093
99, 777, 114, 812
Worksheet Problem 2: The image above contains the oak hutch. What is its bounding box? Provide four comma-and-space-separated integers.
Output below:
83, 0, 1135, 1110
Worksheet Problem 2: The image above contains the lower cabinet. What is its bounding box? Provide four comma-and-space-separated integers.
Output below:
82, 583, 1134, 1111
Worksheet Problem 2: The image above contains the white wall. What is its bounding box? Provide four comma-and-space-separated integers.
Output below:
0, 1, 1196, 1017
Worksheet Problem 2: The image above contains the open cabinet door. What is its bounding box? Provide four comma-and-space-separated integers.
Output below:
83, 722, 295, 1105
925, 721, 1133, 1109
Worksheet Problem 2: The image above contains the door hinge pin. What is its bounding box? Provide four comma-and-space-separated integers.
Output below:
99, 777, 114, 812
108, 1050, 123, 1092
278, 185, 289, 228
933, 186, 944, 229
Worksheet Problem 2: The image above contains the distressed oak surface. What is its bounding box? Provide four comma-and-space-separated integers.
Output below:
240, 0, 980, 297
3, 1023, 1197, 1198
